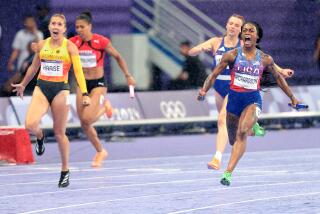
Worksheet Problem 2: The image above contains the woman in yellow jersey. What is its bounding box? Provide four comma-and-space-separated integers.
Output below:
70, 11, 136, 167
12, 14, 90, 188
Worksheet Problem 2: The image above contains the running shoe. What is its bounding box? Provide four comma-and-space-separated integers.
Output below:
58, 170, 70, 188
207, 157, 221, 170
91, 149, 108, 167
252, 122, 266, 137
220, 171, 232, 186
35, 133, 45, 156
104, 99, 113, 118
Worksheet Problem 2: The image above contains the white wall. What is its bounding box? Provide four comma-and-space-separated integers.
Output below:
111, 34, 150, 90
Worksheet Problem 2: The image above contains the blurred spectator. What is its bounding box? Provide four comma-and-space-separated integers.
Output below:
2, 42, 38, 96
7, 15, 43, 73
19, 41, 39, 95
314, 33, 320, 70
36, 5, 50, 39
0, 24, 2, 40
3, 15, 43, 95
169, 41, 207, 90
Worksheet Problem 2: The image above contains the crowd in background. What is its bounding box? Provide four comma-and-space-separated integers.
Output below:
0, 2, 319, 97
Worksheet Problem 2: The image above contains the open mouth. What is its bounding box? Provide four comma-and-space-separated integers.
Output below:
52, 31, 59, 36
244, 35, 251, 45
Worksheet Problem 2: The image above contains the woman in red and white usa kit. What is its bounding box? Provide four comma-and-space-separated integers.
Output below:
70, 11, 136, 167
198, 22, 301, 186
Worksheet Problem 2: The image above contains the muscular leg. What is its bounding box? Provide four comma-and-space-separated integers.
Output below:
76, 87, 107, 152
226, 104, 258, 172
25, 87, 49, 139
51, 90, 70, 171
215, 93, 229, 154
207, 91, 229, 169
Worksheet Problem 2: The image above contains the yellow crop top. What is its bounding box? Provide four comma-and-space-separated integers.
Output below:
38, 38, 71, 83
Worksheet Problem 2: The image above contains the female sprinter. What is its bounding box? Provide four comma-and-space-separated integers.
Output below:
12, 14, 90, 187
198, 21, 300, 186
70, 11, 136, 167
189, 14, 294, 170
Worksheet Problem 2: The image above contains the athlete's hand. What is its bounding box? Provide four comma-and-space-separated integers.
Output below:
11, 83, 25, 99
290, 96, 299, 108
126, 74, 136, 87
82, 95, 91, 106
197, 89, 206, 101
280, 69, 294, 78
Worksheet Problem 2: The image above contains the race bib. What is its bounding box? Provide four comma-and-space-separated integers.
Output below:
40, 60, 63, 76
215, 55, 222, 64
215, 54, 229, 69
234, 73, 259, 90
80, 53, 97, 68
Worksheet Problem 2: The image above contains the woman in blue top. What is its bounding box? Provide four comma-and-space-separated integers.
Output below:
198, 21, 300, 186
189, 14, 294, 171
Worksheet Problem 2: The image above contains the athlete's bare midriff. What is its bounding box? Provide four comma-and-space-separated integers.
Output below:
83, 66, 104, 80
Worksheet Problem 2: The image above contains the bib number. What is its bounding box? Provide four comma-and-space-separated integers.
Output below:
41, 60, 63, 76
215, 54, 229, 69
80, 53, 97, 68
234, 73, 259, 90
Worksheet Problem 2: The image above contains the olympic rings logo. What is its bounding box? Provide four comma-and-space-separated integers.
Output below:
160, 101, 186, 118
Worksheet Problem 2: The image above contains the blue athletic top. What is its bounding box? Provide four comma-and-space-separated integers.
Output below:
212, 37, 241, 77
212, 37, 241, 98
230, 47, 265, 92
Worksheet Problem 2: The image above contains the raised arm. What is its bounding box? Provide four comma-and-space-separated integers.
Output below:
188, 37, 218, 56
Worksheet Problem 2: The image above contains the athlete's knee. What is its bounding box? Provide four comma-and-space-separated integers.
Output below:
237, 126, 249, 141
80, 120, 93, 131
54, 131, 66, 142
25, 120, 39, 133
80, 116, 93, 127
217, 116, 227, 129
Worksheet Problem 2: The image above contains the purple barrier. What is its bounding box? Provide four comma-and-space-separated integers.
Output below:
6, 86, 320, 128
9, 92, 145, 127
136, 90, 213, 119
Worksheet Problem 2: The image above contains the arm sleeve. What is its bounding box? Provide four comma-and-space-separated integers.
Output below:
71, 55, 88, 94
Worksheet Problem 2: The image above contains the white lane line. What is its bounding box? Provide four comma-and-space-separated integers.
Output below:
0, 147, 319, 171
2, 163, 320, 188
167, 191, 320, 214
1, 172, 316, 200
0, 170, 308, 200
17, 180, 320, 214
2, 177, 213, 200
2, 159, 320, 177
